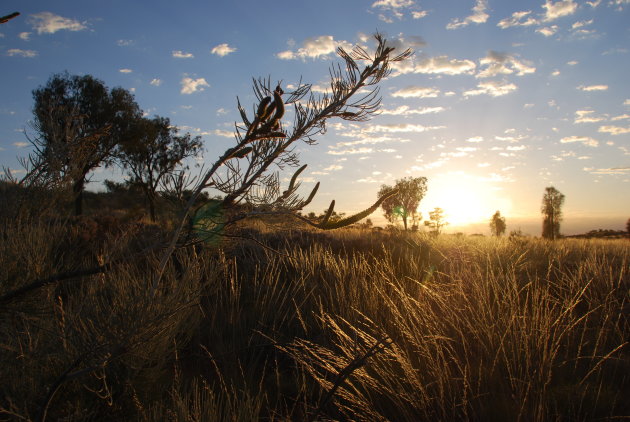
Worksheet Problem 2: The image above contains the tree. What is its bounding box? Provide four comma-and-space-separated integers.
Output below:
28, 72, 142, 215
489, 210, 507, 237
378, 176, 428, 230
153, 34, 412, 288
424, 207, 448, 234
117, 116, 202, 221
541, 186, 565, 240
626, 218, 630, 239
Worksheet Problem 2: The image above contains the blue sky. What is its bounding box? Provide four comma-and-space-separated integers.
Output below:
1, 0, 629, 234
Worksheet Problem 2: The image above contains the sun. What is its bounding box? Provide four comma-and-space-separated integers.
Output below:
420, 172, 511, 228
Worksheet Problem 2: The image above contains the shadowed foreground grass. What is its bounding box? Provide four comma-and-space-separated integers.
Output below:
0, 218, 628, 421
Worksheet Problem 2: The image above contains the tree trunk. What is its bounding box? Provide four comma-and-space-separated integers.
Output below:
144, 187, 156, 222
73, 178, 85, 216
148, 197, 156, 222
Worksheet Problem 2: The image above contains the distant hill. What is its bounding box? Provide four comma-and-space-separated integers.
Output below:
565, 229, 628, 239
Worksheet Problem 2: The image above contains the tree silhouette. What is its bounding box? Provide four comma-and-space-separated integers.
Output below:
626, 218, 630, 239
489, 210, 507, 237
541, 186, 565, 240
116, 116, 202, 222
28, 73, 142, 215
378, 176, 427, 230
424, 207, 448, 235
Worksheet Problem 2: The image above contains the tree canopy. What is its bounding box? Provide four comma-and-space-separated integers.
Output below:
425, 207, 448, 235
378, 176, 427, 230
541, 186, 565, 240
489, 210, 507, 236
28, 72, 142, 215
117, 116, 203, 221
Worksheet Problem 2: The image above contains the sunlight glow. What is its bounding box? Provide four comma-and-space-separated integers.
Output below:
419, 172, 512, 228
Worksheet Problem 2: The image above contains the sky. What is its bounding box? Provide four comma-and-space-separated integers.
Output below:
1, 0, 629, 235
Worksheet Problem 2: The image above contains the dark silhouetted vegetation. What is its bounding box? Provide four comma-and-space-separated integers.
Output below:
541, 186, 565, 240
117, 116, 203, 221
27, 73, 145, 216
379, 176, 427, 230
425, 206, 448, 234
490, 210, 507, 236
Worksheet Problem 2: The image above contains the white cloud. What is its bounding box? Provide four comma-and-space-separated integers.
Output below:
328, 147, 374, 156
497, 10, 538, 28
560, 135, 599, 146
577, 84, 608, 91
391, 86, 440, 98
372, 0, 415, 8
574, 109, 606, 123
536, 25, 559, 36
589, 167, 630, 175
410, 159, 448, 171
117, 39, 133, 47
211, 43, 236, 57
172, 50, 194, 58
612, 114, 630, 121
477, 51, 536, 78
13, 142, 29, 148
6, 49, 38, 58
495, 134, 527, 142
371, 0, 416, 20
414, 55, 477, 75
19, 32, 31, 41
543, 0, 579, 21
323, 164, 343, 171
598, 125, 630, 135
378, 14, 394, 23
466, 136, 484, 143
572, 19, 593, 29
277, 35, 351, 60
213, 129, 233, 138
464, 80, 518, 97
506, 145, 527, 151
119, 68, 132, 74
180, 77, 209, 94
331, 135, 401, 148
625, 99, 630, 106
150, 78, 162, 86
381, 105, 445, 115
447, 0, 489, 29
29, 12, 87, 34
387, 35, 426, 52
364, 123, 445, 133
412, 10, 428, 19
551, 69, 561, 76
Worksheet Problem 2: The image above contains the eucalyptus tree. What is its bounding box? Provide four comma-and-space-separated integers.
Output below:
117, 116, 202, 222
28, 73, 142, 215
489, 210, 507, 236
378, 176, 428, 230
541, 186, 565, 240
425, 207, 448, 235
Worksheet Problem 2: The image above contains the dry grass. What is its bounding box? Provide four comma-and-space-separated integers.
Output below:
1, 220, 628, 421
